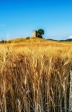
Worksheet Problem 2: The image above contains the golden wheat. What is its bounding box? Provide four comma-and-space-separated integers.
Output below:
0, 41, 72, 112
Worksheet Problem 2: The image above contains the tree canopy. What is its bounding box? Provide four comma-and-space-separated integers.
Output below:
37, 29, 44, 35
37, 29, 44, 38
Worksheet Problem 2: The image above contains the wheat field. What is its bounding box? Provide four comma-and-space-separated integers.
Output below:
0, 40, 72, 112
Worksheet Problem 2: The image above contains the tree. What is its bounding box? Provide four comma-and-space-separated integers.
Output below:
37, 29, 44, 38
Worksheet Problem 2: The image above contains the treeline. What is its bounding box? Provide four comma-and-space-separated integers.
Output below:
0, 40, 11, 43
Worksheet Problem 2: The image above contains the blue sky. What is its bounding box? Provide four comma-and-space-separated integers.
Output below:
0, 0, 72, 40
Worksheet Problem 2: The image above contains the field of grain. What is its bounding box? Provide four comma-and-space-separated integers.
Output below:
0, 40, 72, 112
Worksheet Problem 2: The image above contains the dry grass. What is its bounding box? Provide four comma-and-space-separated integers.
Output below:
0, 40, 72, 112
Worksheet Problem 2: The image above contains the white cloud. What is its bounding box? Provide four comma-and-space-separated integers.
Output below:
7, 33, 10, 39
69, 35, 72, 38
0, 24, 6, 27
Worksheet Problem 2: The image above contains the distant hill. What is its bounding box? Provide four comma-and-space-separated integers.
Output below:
59, 38, 72, 42
46, 38, 72, 42
0, 37, 72, 43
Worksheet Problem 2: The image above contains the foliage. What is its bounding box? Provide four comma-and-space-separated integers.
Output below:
1, 40, 5, 43
37, 29, 44, 38
26, 37, 30, 39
